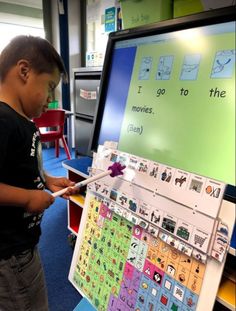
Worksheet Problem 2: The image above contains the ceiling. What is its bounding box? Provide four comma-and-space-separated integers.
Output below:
0, 0, 42, 9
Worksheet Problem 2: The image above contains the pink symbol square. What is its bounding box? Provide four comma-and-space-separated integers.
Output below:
124, 261, 134, 279
99, 203, 109, 218
133, 225, 143, 239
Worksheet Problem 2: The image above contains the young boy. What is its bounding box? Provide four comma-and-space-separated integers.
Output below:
0, 35, 75, 311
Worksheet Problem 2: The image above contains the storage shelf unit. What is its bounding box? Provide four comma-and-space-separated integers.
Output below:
70, 194, 85, 208
215, 251, 236, 310
216, 276, 236, 310
62, 157, 92, 235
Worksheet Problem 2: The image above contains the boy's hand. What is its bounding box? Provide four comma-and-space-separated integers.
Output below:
45, 175, 76, 199
25, 190, 55, 213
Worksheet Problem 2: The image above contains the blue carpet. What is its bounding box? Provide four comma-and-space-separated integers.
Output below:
39, 147, 82, 311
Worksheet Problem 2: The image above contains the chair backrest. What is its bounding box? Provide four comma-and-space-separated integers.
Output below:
33, 109, 65, 130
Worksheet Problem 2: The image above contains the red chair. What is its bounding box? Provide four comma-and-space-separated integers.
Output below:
33, 109, 71, 160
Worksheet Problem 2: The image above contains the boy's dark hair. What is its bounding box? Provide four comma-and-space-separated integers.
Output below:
0, 35, 68, 83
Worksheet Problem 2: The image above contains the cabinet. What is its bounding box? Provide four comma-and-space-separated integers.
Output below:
72, 67, 102, 157
62, 157, 92, 235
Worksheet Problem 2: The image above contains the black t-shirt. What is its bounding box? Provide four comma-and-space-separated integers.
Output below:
0, 102, 46, 258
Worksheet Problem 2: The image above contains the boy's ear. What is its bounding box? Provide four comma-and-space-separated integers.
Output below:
17, 60, 30, 82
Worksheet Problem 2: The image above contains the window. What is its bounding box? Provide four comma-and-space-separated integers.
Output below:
0, 1, 44, 52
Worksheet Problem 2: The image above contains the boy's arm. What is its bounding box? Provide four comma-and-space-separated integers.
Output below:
0, 182, 54, 213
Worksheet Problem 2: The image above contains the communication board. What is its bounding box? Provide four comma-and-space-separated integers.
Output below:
69, 145, 235, 311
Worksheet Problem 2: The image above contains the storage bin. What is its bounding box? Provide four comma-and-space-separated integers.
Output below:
173, 0, 204, 18
120, 0, 173, 29
173, 0, 236, 18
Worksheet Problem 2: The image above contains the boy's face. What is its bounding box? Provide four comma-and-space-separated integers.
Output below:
20, 63, 61, 119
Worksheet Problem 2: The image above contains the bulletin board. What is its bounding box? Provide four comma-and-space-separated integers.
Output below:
69, 144, 235, 311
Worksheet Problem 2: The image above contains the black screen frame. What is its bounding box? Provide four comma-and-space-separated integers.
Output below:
90, 6, 236, 203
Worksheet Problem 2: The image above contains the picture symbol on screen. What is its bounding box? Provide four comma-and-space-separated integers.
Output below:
175, 176, 186, 186
213, 58, 231, 73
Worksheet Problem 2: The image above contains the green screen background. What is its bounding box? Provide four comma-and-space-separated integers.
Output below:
119, 31, 235, 185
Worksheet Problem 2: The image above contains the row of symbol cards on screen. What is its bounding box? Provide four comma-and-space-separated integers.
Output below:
94, 145, 226, 219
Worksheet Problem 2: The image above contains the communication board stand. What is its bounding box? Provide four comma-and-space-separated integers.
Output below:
69, 144, 235, 311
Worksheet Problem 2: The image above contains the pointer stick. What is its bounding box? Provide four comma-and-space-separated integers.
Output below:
52, 162, 125, 198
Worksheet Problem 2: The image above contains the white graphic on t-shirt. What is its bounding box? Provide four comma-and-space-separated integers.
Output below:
30, 131, 40, 157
